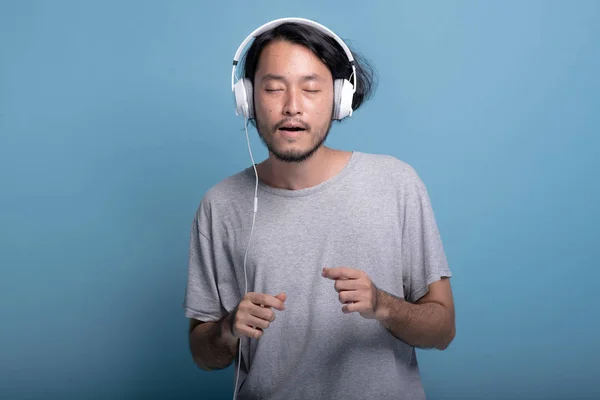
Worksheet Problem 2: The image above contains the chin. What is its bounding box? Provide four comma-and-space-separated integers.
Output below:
258, 125, 329, 163
270, 143, 323, 163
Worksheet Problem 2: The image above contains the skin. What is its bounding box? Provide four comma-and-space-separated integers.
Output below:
189, 40, 455, 371
321, 267, 455, 350
252, 39, 353, 191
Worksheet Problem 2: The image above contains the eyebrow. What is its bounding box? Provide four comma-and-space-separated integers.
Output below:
260, 73, 324, 83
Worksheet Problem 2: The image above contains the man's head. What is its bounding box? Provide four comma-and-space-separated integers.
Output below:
241, 22, 377, 163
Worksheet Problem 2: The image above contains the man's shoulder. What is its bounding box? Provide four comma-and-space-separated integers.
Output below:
199, 167, 253, 209
356, 151, 422, 183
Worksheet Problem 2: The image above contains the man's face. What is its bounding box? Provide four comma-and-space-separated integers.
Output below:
253, 40, 334, 163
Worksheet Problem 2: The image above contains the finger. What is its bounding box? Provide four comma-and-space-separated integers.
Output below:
342, 301, 362, 314
334, 279, 361, 292
236, 324, 264, 339
233, 312, 271, 337
338, 290, 361, 304
249, 293, 286, 310
242, 314, 271, 331
275, 292, 287, 303
251, 305, 276, 322
237, 301, 276, 324
322, 266, 364, 280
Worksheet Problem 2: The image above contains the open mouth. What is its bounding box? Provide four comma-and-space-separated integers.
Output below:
278, 126, 306, 132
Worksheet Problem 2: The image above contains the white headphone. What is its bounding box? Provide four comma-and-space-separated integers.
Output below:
231, 17, 357, 121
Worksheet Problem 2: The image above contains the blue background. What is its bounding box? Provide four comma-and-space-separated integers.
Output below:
1, 1, 599, 399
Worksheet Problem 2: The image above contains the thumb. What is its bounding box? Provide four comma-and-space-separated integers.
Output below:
275, 292, 287, 302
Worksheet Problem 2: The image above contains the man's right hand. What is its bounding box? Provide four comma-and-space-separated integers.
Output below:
228, 292, 286, 339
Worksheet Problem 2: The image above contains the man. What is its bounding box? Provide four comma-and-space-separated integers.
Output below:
184, 19, 455, 400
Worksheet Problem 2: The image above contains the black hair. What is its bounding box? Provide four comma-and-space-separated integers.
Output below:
241, 22, 378, 119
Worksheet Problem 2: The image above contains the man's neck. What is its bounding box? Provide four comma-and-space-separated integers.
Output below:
256, 146, 352, 191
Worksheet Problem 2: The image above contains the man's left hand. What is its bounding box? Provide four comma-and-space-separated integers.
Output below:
322, 266, 380, 319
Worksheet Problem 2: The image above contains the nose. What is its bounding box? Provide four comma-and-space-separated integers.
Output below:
283, 87, 302, 116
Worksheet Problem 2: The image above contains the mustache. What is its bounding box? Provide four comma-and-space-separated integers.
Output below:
274, 118, 311, 131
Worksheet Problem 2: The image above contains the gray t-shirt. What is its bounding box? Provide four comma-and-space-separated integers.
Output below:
184, 151, 452, 400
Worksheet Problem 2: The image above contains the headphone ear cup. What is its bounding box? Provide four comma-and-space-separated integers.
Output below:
333, 79, 343, 120
338, 79, 354, 120
243, 78, 254, 119
233, 78, 254, 119
333, 78, 354, 120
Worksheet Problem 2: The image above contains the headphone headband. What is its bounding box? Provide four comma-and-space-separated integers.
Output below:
231, 17, 356, 93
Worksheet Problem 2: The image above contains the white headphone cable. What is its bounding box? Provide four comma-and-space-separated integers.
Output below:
232, 117, 258, 400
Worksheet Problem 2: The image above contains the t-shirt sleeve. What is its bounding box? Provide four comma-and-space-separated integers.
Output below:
183, 207, 227, 322
401, 169, 452, 303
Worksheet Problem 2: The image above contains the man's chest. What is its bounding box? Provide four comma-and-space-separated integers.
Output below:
224, 196, 406, 300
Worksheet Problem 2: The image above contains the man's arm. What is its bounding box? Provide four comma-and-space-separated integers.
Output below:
375, 277, 455, 350
188, 314, 239, 371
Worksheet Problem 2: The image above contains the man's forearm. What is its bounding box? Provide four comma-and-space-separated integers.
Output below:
189, 314, 239, 371
375, 289, 455, 350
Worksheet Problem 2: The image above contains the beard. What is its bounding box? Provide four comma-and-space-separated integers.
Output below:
255, 117, 333, 163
